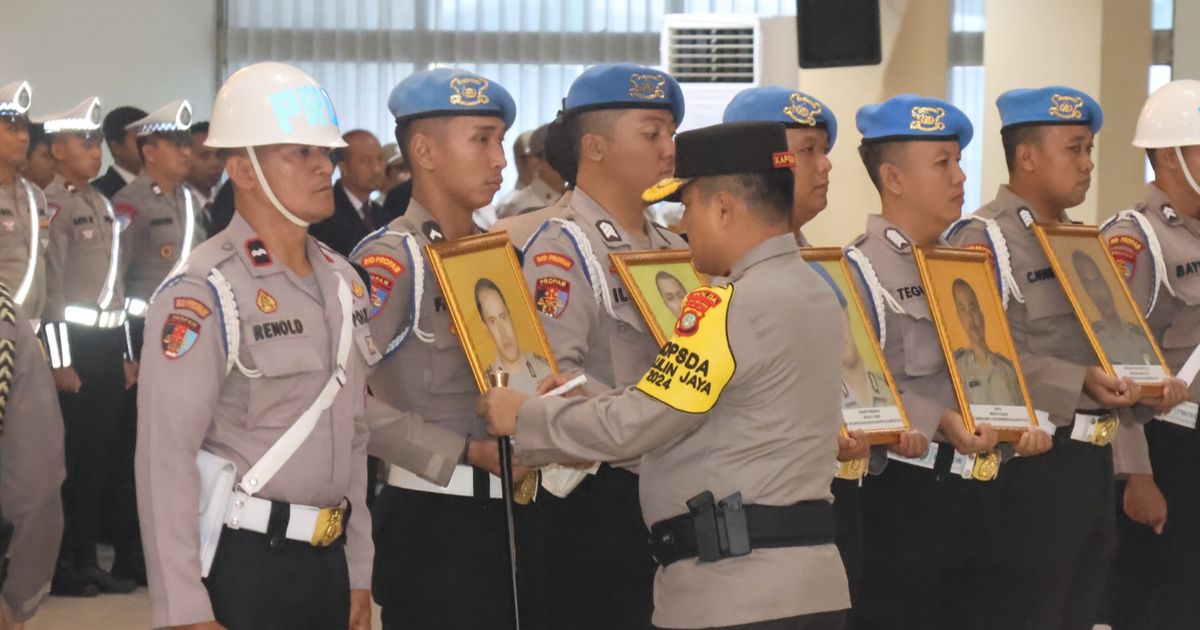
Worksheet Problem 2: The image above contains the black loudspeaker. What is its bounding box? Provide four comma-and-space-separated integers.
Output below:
796, 0, 883, 68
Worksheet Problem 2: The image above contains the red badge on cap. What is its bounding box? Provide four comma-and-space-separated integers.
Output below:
772, 152, 796, 169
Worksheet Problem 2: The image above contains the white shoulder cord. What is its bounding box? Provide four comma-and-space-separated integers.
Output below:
844, 246, 906, 350
206, 268, 261, 378
398, 234, 434, 344
12, 178, 39, 306
971, 216, 1024, 308
1103, 210, 1174, 315
98, 195, 121, 310
237, 276, 353, 496
549, 218, 616, 319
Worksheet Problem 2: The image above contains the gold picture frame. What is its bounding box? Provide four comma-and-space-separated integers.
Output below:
802, 248, 910, 446
426, 232, 558, 394
609, 249, 706, 347
915, 246, 1038, 442
1033, 223, 1171, 397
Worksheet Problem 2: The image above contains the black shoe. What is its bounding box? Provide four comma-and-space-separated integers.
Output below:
51, 566, 99, 597
78, 565, 137, 594
110, 561, 147, 587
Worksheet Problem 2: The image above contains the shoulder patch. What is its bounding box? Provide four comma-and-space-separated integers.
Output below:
535, 277, 570, 318
1107, 234, 1144, 280
596, 220, 621, 243
173, 296, 211, 319
368, 273, 393, 319
533, 252, 574, 270
422, 221, 445, 242
636, 285, 736, 414
162, 313, 201, 359
1017, 207, 1035, 229
47, 202, 61, 223
114, 202, 137, 224
1162, 205, 1179, 223
965, 243, 993, 259
883, 228, 909, 251
245, 239, 272, 266
362, 254, 405, 276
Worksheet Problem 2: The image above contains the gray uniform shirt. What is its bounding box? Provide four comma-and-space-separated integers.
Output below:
0, 175, 49, 321
847, 215, 956, 440
43, 175, 127, 323
514, 234, 850, 627
953, 348, 1023, 406
491, 189, 572, 249
0, 284, 65, 622
113, 172, 200, 301
521, 187, 686, 393
137, 213, 380, 627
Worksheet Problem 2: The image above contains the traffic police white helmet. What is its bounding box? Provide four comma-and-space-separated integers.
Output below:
206, 62, 346, 227
1135, 79, 1200, 197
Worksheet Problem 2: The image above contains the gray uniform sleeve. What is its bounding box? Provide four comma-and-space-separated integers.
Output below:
364, 395, 461, 486
355, 237, 414, 353
521, 228, 612, 392
345, 395, 372, 591
948, 222, 1088, 420
0, 310, 65, 622
135, 279, 225, 627
42, 202, 71, 324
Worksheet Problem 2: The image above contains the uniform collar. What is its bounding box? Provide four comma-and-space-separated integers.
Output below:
225, 211, 339, 279
995, 184, 1069, 227
1143, 182, 1184, 226
571, 186, 667, 250
867, 214, 915, 254
727, 232, 799, 282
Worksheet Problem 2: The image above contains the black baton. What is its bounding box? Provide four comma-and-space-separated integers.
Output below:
489, 370, 521, 630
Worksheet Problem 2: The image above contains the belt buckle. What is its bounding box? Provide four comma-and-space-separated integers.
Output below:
835, 458, 867, 481
311, 506, 345, 547
971, 449, 1000, 481
1091, 415, 1118, 446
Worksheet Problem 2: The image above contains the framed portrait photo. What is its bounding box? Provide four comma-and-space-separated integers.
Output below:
1033, 223, 1171, 396
610, 250, 706, 347
914, 246, 1038, 441
802, 248, 910, 445
425, 232, 558, 394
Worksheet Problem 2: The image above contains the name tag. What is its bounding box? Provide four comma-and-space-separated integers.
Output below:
1157, 401, 1199, 430
887, 442, 939, 469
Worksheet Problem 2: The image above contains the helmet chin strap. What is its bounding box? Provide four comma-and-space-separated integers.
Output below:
1176, 146, 1200, 199
247, 146, 310, 227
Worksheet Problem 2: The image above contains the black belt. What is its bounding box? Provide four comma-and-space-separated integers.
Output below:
648, 491, 834, 567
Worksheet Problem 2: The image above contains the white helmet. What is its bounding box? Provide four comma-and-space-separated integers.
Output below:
1133, 79, 1200, 149
207, 62, 346, 227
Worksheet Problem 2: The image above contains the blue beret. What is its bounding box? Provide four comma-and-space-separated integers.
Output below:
564, 64, 684, 124
388, 68, 516, 129
723, 86, 838, 152
997, 86, 1102, 134
856, 94, 973, 147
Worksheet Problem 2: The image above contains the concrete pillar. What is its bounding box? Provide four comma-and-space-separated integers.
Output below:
1174, 0, 1200, 80
979, 0, 1150, 224
799, 0, 951, 247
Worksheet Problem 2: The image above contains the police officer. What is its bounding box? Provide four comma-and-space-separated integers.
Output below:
950, 279, 1024, 406
91, 106, 147, 199
0, 282, 65, 628
352, 68, 540, 630
846, 94, 1051, 630
494, 124, 566, 220
21, 122, 54, 190
136, 61, 451, 630
36, 96, 135, 596
109, 99, 201, 586
491, 119, 576, 248
515, 63, 686, 629
945, 86, 1185, 630
0, 81, 49, 326
1102, 79, 1200, 630
480, 121, 851, 630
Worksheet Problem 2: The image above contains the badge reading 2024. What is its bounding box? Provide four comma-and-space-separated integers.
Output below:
636, 285, 736, 414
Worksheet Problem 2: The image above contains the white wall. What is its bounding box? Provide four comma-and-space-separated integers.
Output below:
0, 0, 218, 154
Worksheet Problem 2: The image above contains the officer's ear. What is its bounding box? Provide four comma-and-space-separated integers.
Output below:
714, 189, 738, 227
879, 161, 904, 197
224, 151, 259, 192
579, 131, 605, 164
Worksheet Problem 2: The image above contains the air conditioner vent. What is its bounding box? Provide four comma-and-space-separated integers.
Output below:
666, 26, 755, 83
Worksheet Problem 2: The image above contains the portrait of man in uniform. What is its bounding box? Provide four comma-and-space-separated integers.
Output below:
426, 232, 557, 395
916, 246, 1037, 436
611, 250, 705, 346
1035, 223, 1170, 388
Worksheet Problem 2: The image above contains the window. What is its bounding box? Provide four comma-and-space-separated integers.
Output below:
947, 0, 985, 214
220, 0, 795, 216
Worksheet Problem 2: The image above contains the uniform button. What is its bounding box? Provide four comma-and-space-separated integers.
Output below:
222, 243, 233, 251
230, 517, 239, 527
234, 500, 244, 509
247, 478, 258, 487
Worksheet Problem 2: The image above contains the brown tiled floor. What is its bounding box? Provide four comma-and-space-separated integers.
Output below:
26, 592, 383, 629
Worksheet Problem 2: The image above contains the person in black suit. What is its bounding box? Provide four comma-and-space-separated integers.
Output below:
91, 106, 147, 198
309, 129, 393, 256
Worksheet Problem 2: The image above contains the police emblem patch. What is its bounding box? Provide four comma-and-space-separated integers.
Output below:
161, 313, 200, 359
246, 239, 272, 266
256, 289, 278, 314
368, 273, 393, 319
1049, 94, 1084, 120
534, 252, 574, 270
674, 288, 723, 337
160, 244, 174, 258
352, 280, 366, 299
909, 106, 946, 133
535, 277, 570, 318
449, 77, 491, 107
173, 297, 211, 319
783, 93, 821, 126
362, 254, 405, 276
1107, 235, 1144, 280
628, 73, 667, 100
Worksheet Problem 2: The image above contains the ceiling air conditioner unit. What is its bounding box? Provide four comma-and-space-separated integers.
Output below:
661, 14, 799, 132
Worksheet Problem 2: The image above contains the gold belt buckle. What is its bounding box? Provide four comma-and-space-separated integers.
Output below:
513, 470, 539, 505
311, 506, 346, 547
971, 450, 1000, 481
1091, 415, 1118, 447
836, 458, 868, 481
